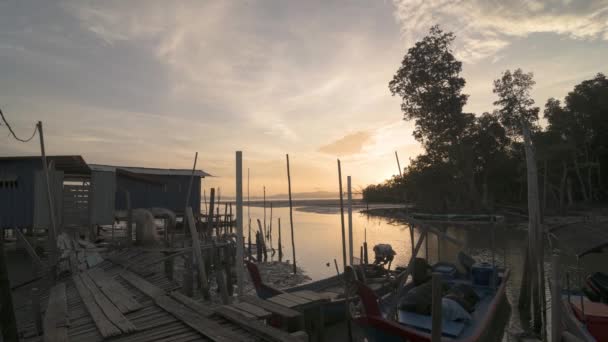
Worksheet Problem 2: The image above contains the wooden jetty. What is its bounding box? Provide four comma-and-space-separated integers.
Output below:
14, 247, 307, 342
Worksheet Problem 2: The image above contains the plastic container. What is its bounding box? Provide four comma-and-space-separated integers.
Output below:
471, 262, 494, 286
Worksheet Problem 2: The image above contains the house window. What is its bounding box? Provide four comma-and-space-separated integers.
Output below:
0, 177, 18, 189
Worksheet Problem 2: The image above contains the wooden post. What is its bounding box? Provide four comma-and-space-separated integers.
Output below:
37, 121, 58, 283
286, 154, 297, 274
337, 159, 347, 271
263, 186, 267, 242
235, 151, 245, 297
126, 191, 132, 246
551, 253, 561, 342
256, 219, 267, 262
347, 176, 354, 266
213, 241, 229, 304
363, 227, 368, 265
0, 238, 19, 341
431, 272, 442, 342
360, 246, 363, 265
207, 188, 216, 239
31, 287, 42, 335
256, 231, 262, 262
185, 207, 210, 299
183, 253, 193, 297
409, 225, 415, 255
278, 218, 283, 262
269, 202, 273, 247
164, 254, 174, 281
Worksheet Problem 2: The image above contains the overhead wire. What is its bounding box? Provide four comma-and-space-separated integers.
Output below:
0, 108, 38, 142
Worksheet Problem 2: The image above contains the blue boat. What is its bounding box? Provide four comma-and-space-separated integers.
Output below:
354, 259, 510, 342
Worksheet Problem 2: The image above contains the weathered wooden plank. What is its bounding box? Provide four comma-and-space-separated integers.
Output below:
275, 293, 310, 305
169, 291, 215, 317
72, 275, 122, 338
79, 273, 137, 334
289, 290, 323, 302
214, 306, 299, 342
43, 283, 69, 342
86, 269, 142, 313
231, 302, 271, 319
240, 296, 301, 319
154, 295, 247, 342
119, 270, 165, 298
267, 295, 300, 308
222, 305, 256, 319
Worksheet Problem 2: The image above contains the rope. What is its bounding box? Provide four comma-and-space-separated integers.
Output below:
0, 108, 37, 142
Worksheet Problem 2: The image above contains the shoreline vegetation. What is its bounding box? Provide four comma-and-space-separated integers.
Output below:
362, 25, 608, 216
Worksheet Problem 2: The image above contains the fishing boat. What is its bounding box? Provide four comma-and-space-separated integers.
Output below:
246, 261, 398, 324
352, 226, 510, 342
560, 242, 608, 342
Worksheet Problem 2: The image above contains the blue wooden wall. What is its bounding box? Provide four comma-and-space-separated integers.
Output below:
114, 175, 201, 214
0, 159, 41, 228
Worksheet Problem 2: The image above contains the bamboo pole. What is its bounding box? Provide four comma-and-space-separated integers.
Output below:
126, 191, 132, 246
286, 154, 297, 274
263, 186, 266, 241
338, 159, 347, 271
347, 176, 354, 266
184, 152, 198, 241
37, 121, 58, 282
256, 219, 267, 261
269, 202, 273, 247
235, 151, 245, 296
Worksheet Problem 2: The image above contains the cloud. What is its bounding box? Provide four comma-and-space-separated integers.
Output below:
392, 0, 608, 62
318, 131, 373, 156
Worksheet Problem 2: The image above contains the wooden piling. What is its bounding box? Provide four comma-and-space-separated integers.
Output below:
213, 241, 230, 304
278, 218, 283, 262
0, 238, 19, 341
431, 272, 442, 342
269, 202, 273, 246
263, 186, 267, 241
31, 287, 42, 335
551, 253, 561, 342
185, 207, 210, 299
363, 227, 368, 264
286, 154, 297, 274
235, 151, 245, 296
337, 159, 347, 271
347, 176, 354, 266
126, 191, 133, 246
207, 188, 216, 239
183, 252, 193, 297
256, 219, 268, 262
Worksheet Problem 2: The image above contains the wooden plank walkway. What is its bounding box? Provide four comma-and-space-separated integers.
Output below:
20, 248, 304, 342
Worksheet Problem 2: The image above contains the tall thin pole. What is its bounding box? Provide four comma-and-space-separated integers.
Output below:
37, 122, 57, 283
338, 159, 347, 271
395, 151, 402, 176
184, 152, 198, 245
235, 151, 244, 296
347, 176, 354, 266
286, 154, 297, 274
263, 186, 266, 241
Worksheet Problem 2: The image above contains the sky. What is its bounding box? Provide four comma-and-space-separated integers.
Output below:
1, 0, 607, 197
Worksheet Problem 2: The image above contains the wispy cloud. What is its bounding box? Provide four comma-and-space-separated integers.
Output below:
392, 0, 608, 62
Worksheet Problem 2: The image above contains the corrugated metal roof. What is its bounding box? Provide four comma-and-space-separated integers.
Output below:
88, 164, 211, 177
0, 155, 90, 175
